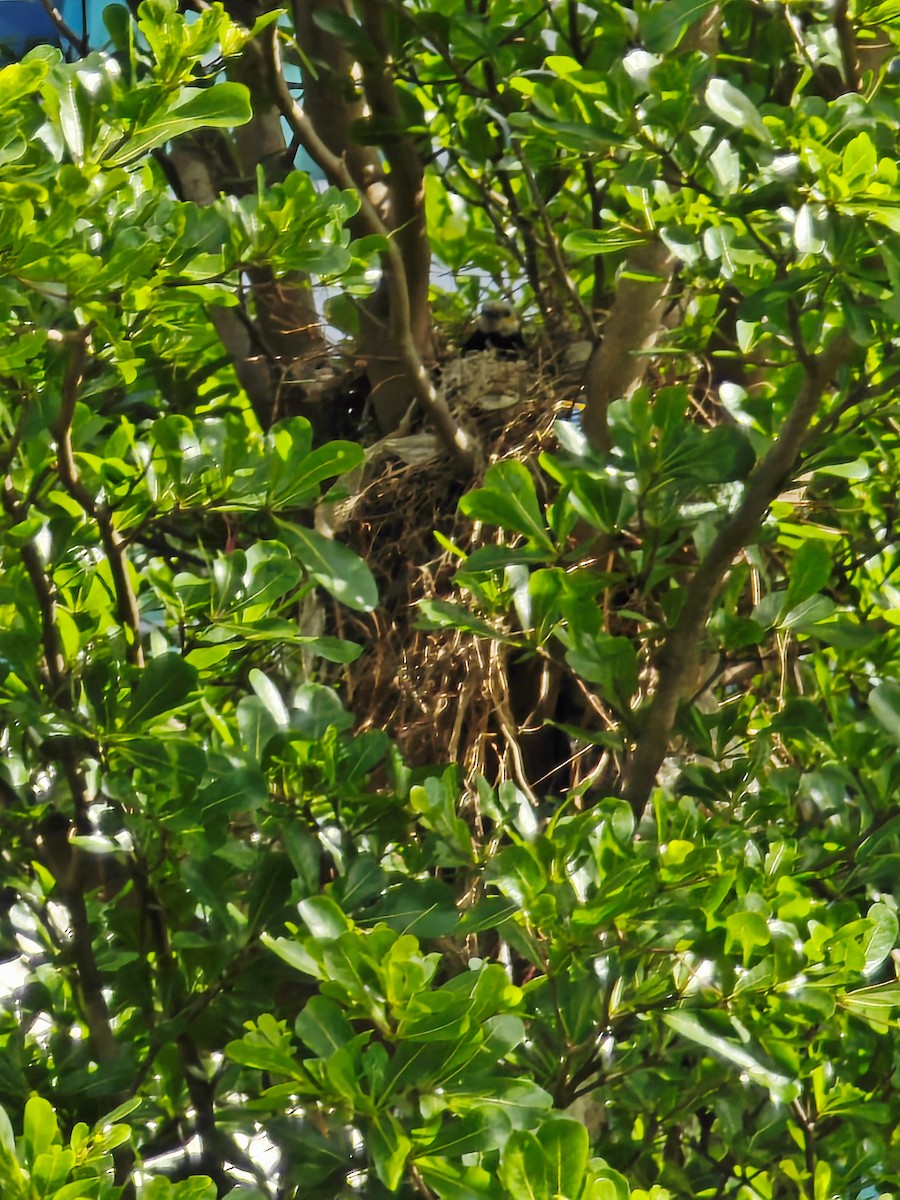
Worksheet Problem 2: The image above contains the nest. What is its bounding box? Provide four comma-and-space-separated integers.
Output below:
321, 354, 584, 792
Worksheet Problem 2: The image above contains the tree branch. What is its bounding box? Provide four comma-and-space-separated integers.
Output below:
833, 0, 861, 93
1, 481, 65, 693
37, 0, 88, 55
621, 331, 855, 814
6, 428, 121, 1067
514, 137, 596, 338
267, 29, 477, 473
51, 329, 144, 668
356, 0, 430, 305
582, 239, 676, 453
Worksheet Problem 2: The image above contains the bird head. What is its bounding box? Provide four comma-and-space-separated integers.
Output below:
478, 300, 521, 338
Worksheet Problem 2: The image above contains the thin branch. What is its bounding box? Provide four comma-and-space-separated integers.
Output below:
51, 328, 144, 667
582, 159, 607, 309
495, 167, 550, 319
1, 482, 64, 692
444, 150, 528, 271
621, 331, 855, 814
382, 0, 490, 100
63, 877, 120, 1063
513, 137, 596, 338
792, 1095, 818, 1200
6, 459, 120, 1067
566, 0, 584, 61
37, 0, 88, 55
355, 0, 434, 361
266, 29, 477, 473
833, 0, 861, 92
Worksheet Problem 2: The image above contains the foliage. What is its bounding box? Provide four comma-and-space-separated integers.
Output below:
1, 3, 900, 1200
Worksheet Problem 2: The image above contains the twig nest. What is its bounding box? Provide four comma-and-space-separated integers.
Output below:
439, 355, 529, 419
561, 340, 593, 373
372, 432, 442, 466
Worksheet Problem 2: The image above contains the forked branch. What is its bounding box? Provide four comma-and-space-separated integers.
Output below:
621, 331, 855, 814
267, 30, 477, 474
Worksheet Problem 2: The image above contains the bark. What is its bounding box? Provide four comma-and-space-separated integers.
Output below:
621, 333, 855, 816
581, 240, 676, 453
292, 0, 435, 432
167, 138, 277, 424
163, 21, 330, 429
291, 0, 386, 204
580, 6, 722, 451
354, 0, 435, 430
357, 0, 432, 356
229, 36, 326, 375
268, 28, 477, 473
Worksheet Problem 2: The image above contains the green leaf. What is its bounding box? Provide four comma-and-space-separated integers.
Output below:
459, 461, 555, 552
783, 541, 832, 612
641, 0, 717, 52
23, 1095, 58, 1163
270, 440, 364, 506
0, 1107, 18, 1173
697, 424, 756, 482
0, 60, 50, 109
295, 996, 356, 1057
562, 230, 648, 256
369, 1112, 412, 1191
588, 1168, 631, 1200
262, 934, 322, 977
840, 983, 900, 1032
249, 668, 289, 725
298, 896, 353, 940
287, 525, 377, 612
105, 83, 253, 165
225, 1038, 300, 1076
508, 112, 624, 153
417, 1159, 501, 1200
198, 766, 268, 818
537, 1119, 589, 1200
126, 653, 197, 726
863, 902, 899, 974
97, 1097, 143, 1125
423, 1110, 512, 1159
869, 681, 900, 744
663, 1011, 795, 1098
410, 776, 475, 863
291, 683, 354, 738
770, 698, 831, 744
237, 695, 281, 761
779, 593, 835, 631
842, 131, 877, 183
564, 633, 638, 705
705, 78, 770, 142
499, 1131, 549, 1200
416, 599, 510, 641
725, 911, 771, 965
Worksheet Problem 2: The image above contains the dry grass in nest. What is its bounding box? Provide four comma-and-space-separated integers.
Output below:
324, 355, 580, 786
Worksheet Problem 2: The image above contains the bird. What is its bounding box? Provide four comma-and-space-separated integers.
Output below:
461, 300, 528, 359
